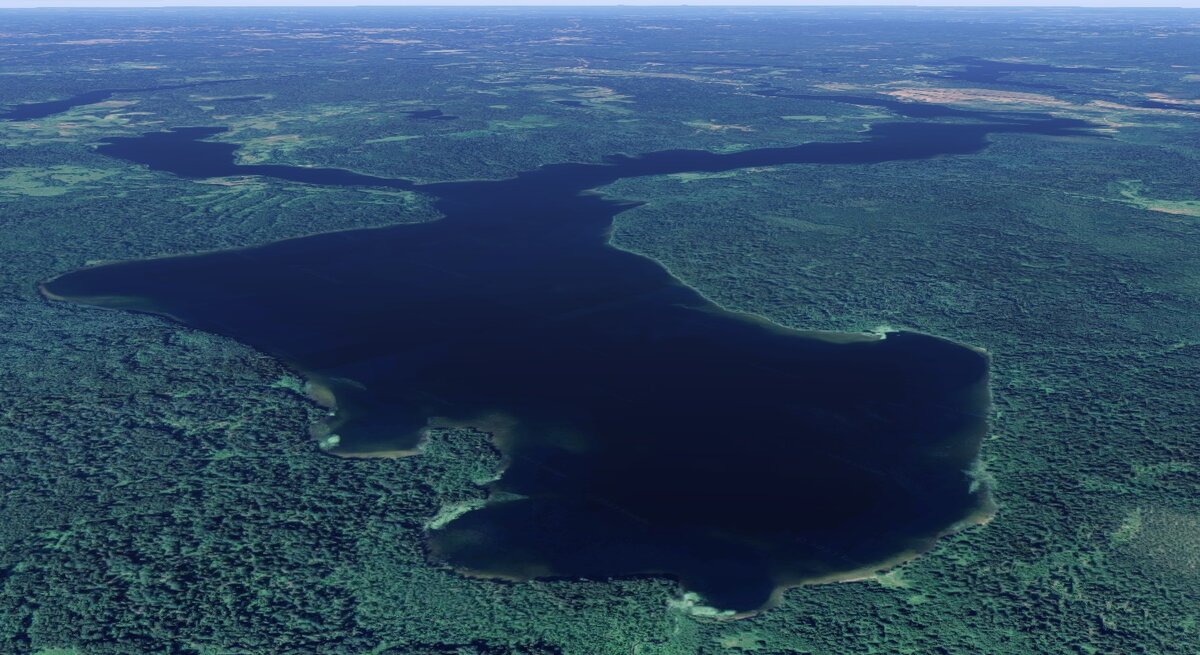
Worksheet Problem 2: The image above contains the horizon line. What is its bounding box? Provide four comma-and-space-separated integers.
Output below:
3, 2, 1200, 8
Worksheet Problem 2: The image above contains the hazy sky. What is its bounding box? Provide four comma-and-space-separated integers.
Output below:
2, 0, 1198, 7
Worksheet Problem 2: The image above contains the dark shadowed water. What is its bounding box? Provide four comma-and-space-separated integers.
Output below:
44, 106, 1094, 612
1139, 100, 1200, 113
927, 56, 1113, 92
406, 108, 458, 120
2, 89, 119, 121
1, 80, 244, 121
208, 95, 268, 104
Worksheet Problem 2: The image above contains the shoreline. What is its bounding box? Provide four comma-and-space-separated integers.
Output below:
37, 124, 1001, 622
430, 495, 997, 622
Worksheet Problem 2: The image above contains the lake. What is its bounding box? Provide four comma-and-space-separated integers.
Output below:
43, 105, 1093, 612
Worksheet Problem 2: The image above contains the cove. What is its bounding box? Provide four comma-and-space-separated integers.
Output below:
43, 104, 1094, 614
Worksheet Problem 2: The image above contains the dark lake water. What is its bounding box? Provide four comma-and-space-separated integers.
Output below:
1, 80, 242, 121
208, 95, 268, 104
43, 105, 1094, 612
406, 108, 457, 120
1139, 100, 1200, 113
754, 86, 1021, 121
2, 89, 118, 121
927, 57, 1112, 92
